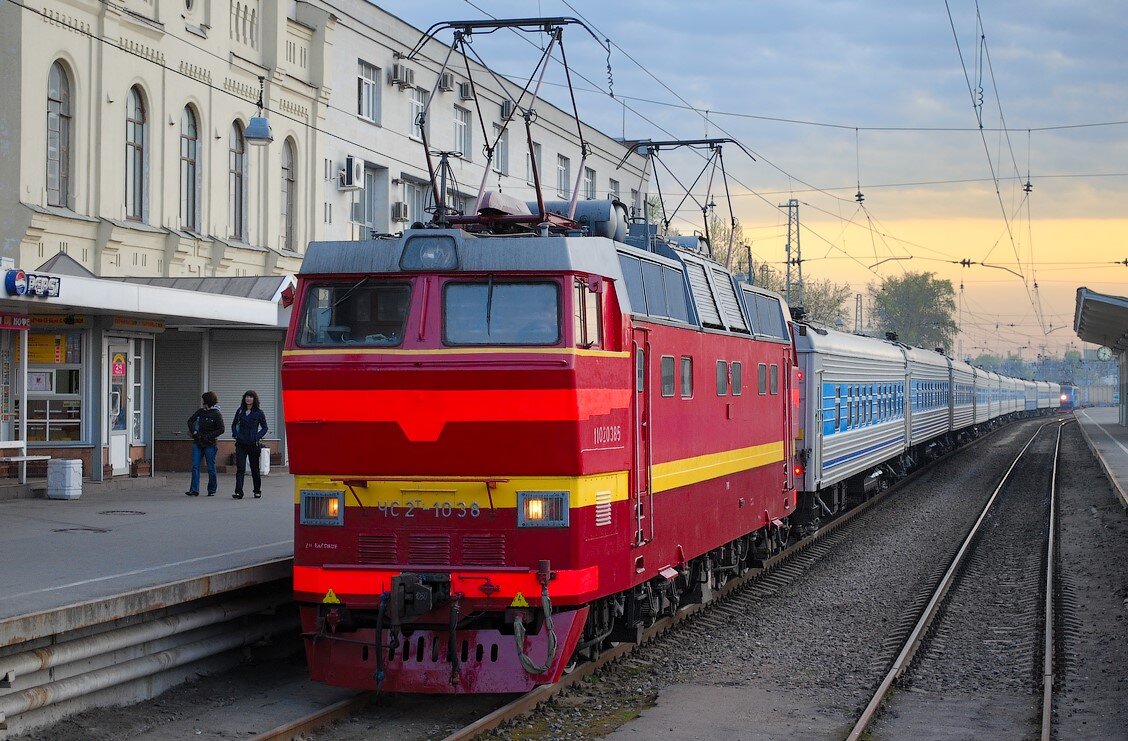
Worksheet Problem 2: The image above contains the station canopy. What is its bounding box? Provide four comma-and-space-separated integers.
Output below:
1074, 287, 1128, 354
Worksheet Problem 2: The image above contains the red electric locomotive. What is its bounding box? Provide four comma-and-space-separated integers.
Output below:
282, 18, 797, 694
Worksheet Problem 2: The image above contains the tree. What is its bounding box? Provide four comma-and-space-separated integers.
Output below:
869, 272, 958, 351
746, 260, 851, 327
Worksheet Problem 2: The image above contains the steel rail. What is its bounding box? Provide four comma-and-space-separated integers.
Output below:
846, 419, 1063, 741
249, 416, 1047, 741
1040, 421, 1066, 741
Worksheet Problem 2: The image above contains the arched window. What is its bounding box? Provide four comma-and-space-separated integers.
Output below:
229, 121, 246, 240
281, 138, 296, 250
180, 106, 200, 232
46, 61, 72, 208
125, 86, 146, 220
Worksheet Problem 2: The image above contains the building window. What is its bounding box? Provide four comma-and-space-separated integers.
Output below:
526, 142, 542, 184
454, 106, 471, 159
125, 86, 146, 221
556, 154, 570, 196
492, 124, 508, 175
229, 121, 246, 240
357, 166, 379, 235
281, 139, 297, 250
630, 189, 641, 216
583, 167, 596, 200
46, 61, 72, 209
22, 331, 84, 443
716, 360, 728, 395
409, 87, 426, 140
680, 356, 693, 398
179, 106, 199, 232
660, 356, 675, 397
405, 180, 428, 224
609, 178, 620, 200
357, 61, 380, 121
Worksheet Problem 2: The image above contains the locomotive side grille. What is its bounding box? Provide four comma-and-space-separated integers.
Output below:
357, 534, 397, 564
461, 534, 506, 566
409, 534, 452, 565
594, 489, 612, 527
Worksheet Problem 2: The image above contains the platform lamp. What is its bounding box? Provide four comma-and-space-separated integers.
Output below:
245, 76, 273, 146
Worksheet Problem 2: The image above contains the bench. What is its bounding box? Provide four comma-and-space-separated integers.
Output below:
0, 441, 51, 483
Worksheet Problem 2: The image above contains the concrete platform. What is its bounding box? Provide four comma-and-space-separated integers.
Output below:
1075, 408, 1128, 510
0, 470, 294, 628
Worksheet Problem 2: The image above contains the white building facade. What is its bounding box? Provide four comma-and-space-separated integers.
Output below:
0, 0, 648, 480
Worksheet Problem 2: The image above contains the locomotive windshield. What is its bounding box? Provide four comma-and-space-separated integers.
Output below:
298, 281, 411, 347
443, 280, 560, 346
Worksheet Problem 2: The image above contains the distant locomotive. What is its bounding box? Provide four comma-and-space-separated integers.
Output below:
1059, 384, 1079, 412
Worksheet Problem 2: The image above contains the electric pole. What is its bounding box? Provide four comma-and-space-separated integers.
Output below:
780, 198, 802, 306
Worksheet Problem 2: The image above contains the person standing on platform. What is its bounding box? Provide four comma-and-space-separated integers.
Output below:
231, 389, 268, 499
186, 391, 224, 497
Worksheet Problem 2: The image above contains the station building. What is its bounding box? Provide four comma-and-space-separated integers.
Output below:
0, 0, 648, 481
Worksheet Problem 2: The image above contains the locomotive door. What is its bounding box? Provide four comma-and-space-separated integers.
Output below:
631, 329, 653, 547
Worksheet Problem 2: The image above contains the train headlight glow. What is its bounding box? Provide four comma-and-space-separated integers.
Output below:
517, 491, 569, 528
1060, 394, 1068, 401
300, 490, 345, 526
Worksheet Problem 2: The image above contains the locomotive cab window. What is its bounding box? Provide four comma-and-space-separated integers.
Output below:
299, 282, 411, 346
573, 279, 602, 348
444, 280, 560, 345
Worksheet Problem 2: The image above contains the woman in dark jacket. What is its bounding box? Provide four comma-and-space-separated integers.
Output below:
232, 389, 269, 499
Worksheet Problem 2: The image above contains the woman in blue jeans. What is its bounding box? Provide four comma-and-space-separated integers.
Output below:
232, 389, 269, 499
186, 391, 224, 496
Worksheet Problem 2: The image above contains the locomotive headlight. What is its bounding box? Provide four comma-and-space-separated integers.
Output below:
300, 490, 345, 526
400, 235, 458, 270
1060, 394, 1068, 401
517, 491, 569, 528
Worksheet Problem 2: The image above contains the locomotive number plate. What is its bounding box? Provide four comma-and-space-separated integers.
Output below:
376, 500, 482, 519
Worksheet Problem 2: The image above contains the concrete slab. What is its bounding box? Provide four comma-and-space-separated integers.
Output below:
1075, 408, 1128, 510
0, 471, 295, 628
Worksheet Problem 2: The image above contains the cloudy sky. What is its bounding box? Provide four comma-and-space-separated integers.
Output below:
378, 0, 1127, 358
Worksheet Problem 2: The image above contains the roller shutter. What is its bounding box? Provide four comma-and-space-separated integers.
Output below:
154, 331, 203, 439
684, 261, 722, 328
711, 268, 749, 333
208, 338, 281, 437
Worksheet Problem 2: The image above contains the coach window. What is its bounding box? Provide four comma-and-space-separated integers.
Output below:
770, 364, 779, 395
757, 363, 767, 395
835, 386, 842, 430
731, 362, 742, 396
573, 278, 602, 348
680, 356, 693, 398
660, 356, 675, 397
716, 361, 728, 395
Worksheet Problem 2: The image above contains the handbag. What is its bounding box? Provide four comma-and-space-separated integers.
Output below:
258, 445, 271, 477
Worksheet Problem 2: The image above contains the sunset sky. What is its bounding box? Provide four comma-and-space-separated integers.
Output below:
380, 0, 1127, 359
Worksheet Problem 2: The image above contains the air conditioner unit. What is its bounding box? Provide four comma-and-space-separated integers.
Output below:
391, 63, 415, 89
458, 82, 474, 101
500, 100, 516, 119
338, 155, 364, 191
391, 201, 410, 222
438, 72, 455, 92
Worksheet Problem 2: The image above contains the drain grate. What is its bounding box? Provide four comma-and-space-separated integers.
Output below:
53, 527, 111, 533
98, 510, 146, 516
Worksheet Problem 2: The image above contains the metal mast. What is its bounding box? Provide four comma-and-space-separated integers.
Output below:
780, 198, 802, 306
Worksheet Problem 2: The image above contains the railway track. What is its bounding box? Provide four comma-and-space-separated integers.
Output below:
250, 417, 1051, 741
848, 419, 1066, 740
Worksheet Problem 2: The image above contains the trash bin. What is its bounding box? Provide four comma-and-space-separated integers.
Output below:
47, 459, 83, 500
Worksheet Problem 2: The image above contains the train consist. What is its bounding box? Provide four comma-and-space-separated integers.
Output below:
280, 204, 1060, 693
279, 15, 1060, 696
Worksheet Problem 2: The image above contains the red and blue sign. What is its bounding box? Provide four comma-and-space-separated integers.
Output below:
4, 269, 61, 298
